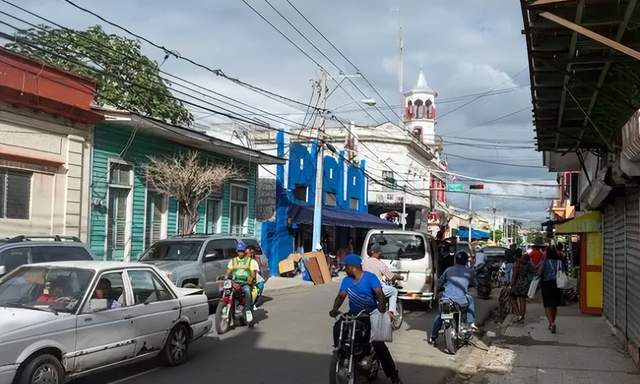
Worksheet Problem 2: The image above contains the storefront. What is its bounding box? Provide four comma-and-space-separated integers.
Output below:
555, 211, 603, 315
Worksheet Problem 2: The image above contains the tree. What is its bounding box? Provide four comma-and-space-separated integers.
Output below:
7, 25, 193, 125
146, 151, 240, 235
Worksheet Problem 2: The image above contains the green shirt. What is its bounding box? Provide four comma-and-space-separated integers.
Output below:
227, 257, 259, 283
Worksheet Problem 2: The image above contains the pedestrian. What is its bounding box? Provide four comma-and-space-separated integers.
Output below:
529, 238, 545, 268
510, 249, 533, 322
539, 246, 564, 333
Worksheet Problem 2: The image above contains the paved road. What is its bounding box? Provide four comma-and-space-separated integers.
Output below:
72, 282, 496, 384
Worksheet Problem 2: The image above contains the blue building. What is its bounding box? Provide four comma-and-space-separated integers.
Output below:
261, 131, 396, 274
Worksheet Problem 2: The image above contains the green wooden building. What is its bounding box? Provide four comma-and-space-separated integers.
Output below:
88, 111, 283, 261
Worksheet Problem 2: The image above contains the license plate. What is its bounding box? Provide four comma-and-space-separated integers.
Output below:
441, 313, 454, 320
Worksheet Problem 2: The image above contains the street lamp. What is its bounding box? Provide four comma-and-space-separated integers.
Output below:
331, 98, 378, 112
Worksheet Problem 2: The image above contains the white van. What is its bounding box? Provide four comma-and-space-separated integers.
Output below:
361, 229, 436, 306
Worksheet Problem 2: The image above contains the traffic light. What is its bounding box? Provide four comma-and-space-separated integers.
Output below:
469, 184, 484, 190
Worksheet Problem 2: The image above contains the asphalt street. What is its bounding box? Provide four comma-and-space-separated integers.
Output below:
72, 282, 496, 384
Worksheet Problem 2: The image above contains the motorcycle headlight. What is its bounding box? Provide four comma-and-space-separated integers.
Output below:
223, 280, 233, 289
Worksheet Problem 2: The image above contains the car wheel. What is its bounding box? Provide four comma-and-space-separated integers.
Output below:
162, 324, 190, 366
17, 353, 64, 384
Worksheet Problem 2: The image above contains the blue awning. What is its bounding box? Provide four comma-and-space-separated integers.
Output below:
288, 204, 398, 229
457, 226, 491, 241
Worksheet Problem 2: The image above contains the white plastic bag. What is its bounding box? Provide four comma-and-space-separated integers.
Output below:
556, 262, 568, 289
369, 309, 393, 342
528, 276, 540, 299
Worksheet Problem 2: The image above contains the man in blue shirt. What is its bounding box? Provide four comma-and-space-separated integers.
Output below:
429, 251, 477, 345
330, 254, 402, 384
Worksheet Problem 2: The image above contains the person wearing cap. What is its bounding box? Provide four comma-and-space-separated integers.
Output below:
225, 240, 259, 323
363, 244, 403, 317
429, 251, 477, 345
329, 254, 403, 384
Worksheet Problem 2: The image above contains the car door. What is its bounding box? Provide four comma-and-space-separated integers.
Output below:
124, 268, 180, 355
74, 271, 136, 372
203, 239, 234, 298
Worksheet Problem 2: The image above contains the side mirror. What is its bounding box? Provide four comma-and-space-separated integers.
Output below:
86, 298, 108, 313
0, 265, 5, 276
203, 251, 219, 262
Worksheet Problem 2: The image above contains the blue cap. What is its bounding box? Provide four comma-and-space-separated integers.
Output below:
343, 254, 362, 267
237, 240, 247, 252
455, 251, 469, 265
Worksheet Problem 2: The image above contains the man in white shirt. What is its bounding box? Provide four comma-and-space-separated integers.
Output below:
362, 244, 403, 316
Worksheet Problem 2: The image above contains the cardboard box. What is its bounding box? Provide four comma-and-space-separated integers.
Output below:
278, 258, 296, 275
289, 253, 303, 263
305, 251, 331, 284
304, 256, 324, 285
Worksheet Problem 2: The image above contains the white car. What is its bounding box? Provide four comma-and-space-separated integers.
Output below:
0, 261, 212, 384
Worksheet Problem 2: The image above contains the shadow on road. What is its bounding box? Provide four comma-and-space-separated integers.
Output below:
72, 324, 456, 384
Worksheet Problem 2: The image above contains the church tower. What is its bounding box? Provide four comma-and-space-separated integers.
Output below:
403, 68, 437, 145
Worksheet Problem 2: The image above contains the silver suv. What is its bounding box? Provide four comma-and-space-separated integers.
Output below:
138, 235, 261, 302
0, 235, 94, 277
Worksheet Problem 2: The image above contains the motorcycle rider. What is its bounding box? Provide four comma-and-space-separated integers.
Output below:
330, 254, 403, 384
225, 240, 259, 323
363, 244, 403, 317
429, 251, 477, 345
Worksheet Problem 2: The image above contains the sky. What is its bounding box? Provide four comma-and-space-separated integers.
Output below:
10, 0, 558, 225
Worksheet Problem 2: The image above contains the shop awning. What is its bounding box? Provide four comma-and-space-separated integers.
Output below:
457, 226, 491, 241
555, 211, 601, 234
288, 204, 397, 229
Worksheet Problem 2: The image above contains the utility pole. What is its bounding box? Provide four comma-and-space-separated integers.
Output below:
492, 201, 497, 244
398, 26, 404, 126
402, 187, 406, 231
467, 193, 473, 245
312, 70, 327, 251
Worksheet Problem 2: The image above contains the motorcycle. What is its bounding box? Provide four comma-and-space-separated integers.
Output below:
215, 279, 254, 334
475, 262, 492, 299
437, 297, 473, 354
328, 253, 341, 278
385, 280, 404, 330
330, 311, 380, 384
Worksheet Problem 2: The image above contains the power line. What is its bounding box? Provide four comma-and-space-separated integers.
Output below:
445, 153, 546, 169
53, 0, 322, 112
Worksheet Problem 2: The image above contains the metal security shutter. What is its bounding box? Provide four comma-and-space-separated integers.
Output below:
603, 203, 616, 323
614, 197, 627, 333
626, 190, 640, 347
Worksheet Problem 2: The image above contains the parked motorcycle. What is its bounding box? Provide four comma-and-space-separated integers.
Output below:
437, 297, 473, 354
475, 262, 492, 299
330, 311, 380, 384
215, 279, 254, 334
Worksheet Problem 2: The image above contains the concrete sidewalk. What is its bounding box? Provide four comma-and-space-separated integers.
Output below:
474, 300, 639, 384
263, 275, 314, 292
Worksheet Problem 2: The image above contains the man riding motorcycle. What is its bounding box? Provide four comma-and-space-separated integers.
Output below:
429, 251, 477, 345
330, 254, 403, 384
225, 240, 259, 323
363, 244, 403, 317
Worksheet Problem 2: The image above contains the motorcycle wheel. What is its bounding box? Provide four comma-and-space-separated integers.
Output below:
444, 320, 458, 354
215, 302, 232, 334
391, 300, 404, 330
329, 351, 355, 384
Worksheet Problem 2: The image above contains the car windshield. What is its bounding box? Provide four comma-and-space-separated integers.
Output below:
368, 233, 426, 260
0, 266, 95, 314
139, 241, 204, 262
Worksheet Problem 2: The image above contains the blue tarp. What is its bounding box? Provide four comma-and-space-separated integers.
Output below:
457, 226, 491, 241
288, 204, 398, 229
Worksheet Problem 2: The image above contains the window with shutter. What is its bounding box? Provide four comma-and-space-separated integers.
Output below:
230, 185, 249, 235
0, 168, 32, 219
106, 162, 132, 260
145, 192, 167, 248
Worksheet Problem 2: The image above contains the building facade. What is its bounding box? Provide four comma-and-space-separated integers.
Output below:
0, 48, 101, 240
88, 111, 282, 261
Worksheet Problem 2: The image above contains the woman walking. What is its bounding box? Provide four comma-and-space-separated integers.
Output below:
539, 247, 564, 333
510, 249, 533, 322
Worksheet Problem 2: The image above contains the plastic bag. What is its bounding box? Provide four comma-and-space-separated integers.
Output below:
528, 276, 540, 299
369, 309, 393, 342
556, 262, 569, 289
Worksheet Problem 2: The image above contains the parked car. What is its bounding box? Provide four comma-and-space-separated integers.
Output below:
0, 236, 94, 278
138, 235, 261, 302
361, 230, 436, 306
0, 261, 211, 384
